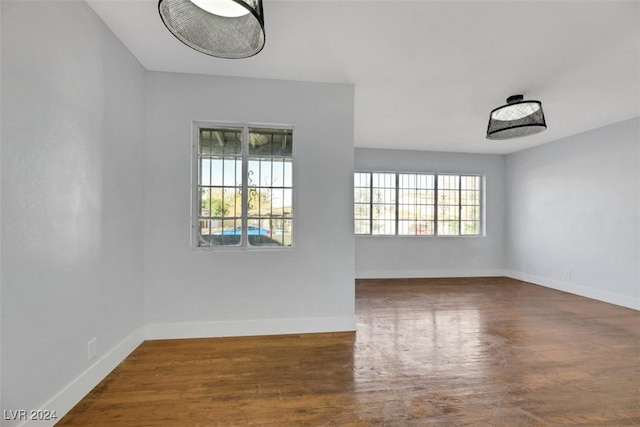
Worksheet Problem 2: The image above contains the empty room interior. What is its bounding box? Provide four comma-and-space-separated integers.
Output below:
1, 0, 639, 426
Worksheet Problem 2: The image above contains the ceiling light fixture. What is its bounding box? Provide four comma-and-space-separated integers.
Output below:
158, 0, 265, 59
486, 95, 547, 140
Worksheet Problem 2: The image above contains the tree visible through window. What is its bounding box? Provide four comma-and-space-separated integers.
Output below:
354, 172, 482, 236
196, 125, 293, 248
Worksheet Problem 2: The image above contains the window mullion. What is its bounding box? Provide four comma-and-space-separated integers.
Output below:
458, 175, 462, 235
195, 131, 202, 246
434, 174, 439, 236
395, 173, 399, 235
369, 173, 373, 235
479, 176, 483, 236
241, 127, 249, 247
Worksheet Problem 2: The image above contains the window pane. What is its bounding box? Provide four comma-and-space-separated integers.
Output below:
398, 173, 435, 235
355, 203, 370, 220
461, 190, 479, 206
438, 220, 459, 236
355, 172, 370, 187
354, 188, 370, 203
439, 175, 458, 190
372, 188, 395, 204
198, 129, 245, 247
199, 218, 242, 247
398, 220, 434, 235
200, 187, 241, 218
439, 189, 459, 205
354, 172, 372, 234
459, 176, 481, 235
248, 128, 293, 157
247, 128, 293, 247
439, 205, 457, 221
372, 173, 395, 188
258, 218, 292, 246
355, 219, 370, 235
372, 204, 395, 220
461, 206, 479, 221
283, 161, 293, 187
461, 221, 480, 235
201, 157, 242, 187
398, 204, 416, 220
461, 176, 479, 190
282, 189, 293, 216
369, 172, 396, 235
199, 129, 242, 155
437, 175, 460, 235
372, 219, 395, 235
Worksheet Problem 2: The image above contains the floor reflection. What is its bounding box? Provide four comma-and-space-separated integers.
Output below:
353, 280, 500, 424
350, 278, 640, 425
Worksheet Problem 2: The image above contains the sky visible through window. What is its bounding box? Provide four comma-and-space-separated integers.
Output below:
199, 159, 292, 210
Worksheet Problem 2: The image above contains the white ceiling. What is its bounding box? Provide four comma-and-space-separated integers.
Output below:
88, 0, 640, 154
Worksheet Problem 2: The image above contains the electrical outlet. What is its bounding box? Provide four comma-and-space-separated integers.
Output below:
88, 337, 97, 361
564, 269, 572, 279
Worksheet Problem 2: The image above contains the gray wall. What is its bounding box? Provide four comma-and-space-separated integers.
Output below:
355, 148, 506, 278
505, 118, 640, 309
1, 0, 145, 423
144, 72, 356, 338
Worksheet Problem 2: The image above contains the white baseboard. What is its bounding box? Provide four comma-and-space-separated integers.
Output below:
504, 270, 640, 310
145, 316, 357, 340
18, 327, 145, 427
356, 268, 507, 279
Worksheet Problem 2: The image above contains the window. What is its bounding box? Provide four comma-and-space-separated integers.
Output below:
354, 172, 482, 236
195, 124, 293, 248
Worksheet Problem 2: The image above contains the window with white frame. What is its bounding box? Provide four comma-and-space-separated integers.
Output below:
354, 172, 482, 236
195, 124, 293, 248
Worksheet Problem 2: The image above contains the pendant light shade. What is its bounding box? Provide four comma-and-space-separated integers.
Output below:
486, 95, 547, 140
158, 0, 265, 59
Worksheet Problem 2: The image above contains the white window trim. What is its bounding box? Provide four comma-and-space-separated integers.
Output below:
191, 121, 296, 250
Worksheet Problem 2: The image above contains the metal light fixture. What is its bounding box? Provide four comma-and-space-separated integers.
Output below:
158, 0, 265, 59
486, 95, 547, 140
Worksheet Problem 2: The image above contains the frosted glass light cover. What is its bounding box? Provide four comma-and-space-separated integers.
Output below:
190, 0, 250, 17
491, 102, 540, 121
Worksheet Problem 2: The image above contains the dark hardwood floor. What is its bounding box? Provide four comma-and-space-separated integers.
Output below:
58, 277, 640, 426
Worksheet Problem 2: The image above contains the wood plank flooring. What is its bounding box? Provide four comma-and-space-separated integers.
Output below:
58, 277, 640, 426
